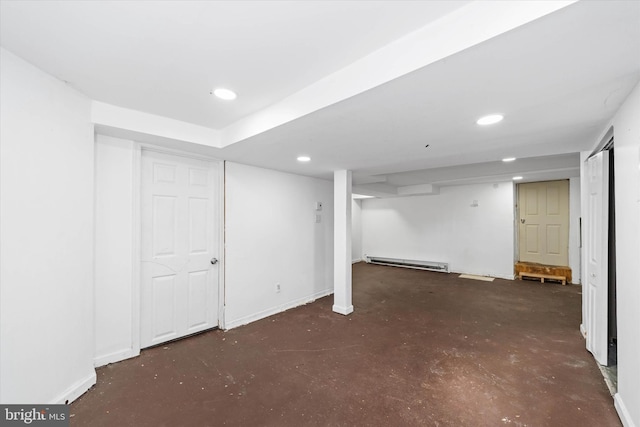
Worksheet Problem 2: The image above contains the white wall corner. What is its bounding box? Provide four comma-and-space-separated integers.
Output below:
224, 162, 333, 331
1, 47, 96, 405
94, 348, 139, 368
51, 371, 96, 405
225, 289, 333, 330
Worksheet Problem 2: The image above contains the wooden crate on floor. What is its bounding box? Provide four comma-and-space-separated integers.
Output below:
519, 271, 567, 285
515, 261, 571, 285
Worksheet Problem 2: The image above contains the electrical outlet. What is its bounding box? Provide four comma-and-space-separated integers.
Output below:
275, 283, 281, 293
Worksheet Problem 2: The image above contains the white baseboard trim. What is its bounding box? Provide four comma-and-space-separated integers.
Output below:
614, 393, 636, 427
225, 288, 333, 330
352, 258, 362, 264
332, 304, 354, 315
580, 323, 587, 339
51, 370, 96, 404
94, 348, 140, 367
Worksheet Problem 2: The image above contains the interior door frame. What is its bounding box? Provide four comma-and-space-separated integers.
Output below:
515, 179, 571, 266
131, 143, 225, 354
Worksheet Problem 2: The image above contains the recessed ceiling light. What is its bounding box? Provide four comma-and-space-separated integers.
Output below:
502, 157, 516, 162
513, 176, 523, 181
477, 114, 504, 125
297, 156, 311, 162
212, 88, 237, 100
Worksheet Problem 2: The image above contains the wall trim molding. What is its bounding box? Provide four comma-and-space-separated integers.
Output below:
332, 304, 354, 315
94, 348, 139, 368
580, 323, 587, 339
614, 393, 636, 427
51, 371, 96, 404
225, 289, 333, 330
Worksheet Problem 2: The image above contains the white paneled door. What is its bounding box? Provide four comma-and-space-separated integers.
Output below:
141, 150, 220, 349
585, 151, 609, 365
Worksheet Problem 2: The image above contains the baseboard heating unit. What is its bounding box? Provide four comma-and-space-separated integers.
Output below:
365, 256, 449, 273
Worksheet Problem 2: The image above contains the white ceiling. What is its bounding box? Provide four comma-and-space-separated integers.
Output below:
0, 0, 470, 128
2, 1, 639, 197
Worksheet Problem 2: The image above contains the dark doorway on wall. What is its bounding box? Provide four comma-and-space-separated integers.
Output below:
607, 145, 617, 368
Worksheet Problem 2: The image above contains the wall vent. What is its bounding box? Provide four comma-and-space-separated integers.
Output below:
365, 256, 449, 273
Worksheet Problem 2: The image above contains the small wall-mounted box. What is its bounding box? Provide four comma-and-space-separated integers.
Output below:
315, 202, 323, 211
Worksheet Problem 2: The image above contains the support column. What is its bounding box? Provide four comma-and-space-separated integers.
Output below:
333, 170, 353, 315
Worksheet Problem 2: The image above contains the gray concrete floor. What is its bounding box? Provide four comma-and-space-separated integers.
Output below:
71, 263, 620, 426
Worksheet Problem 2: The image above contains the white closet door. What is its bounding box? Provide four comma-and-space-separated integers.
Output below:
585, 151, 608, 365
140, 150, 220, 348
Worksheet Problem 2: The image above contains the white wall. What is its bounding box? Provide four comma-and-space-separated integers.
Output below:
351, 199, 363, 262
608, 82, 640, 427
91, 145, 336, 360
362, 182, 515, 279
94, 135, 137, 366
224, 162, 334, 328
0, 48, 96, 403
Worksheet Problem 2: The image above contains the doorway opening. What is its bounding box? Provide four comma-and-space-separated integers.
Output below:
605, 144, 617, 391
584, 131, 617, 394
515, 180, 571, 284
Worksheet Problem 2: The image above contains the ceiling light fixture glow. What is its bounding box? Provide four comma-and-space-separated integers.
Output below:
297, 156, 311, 162
212, 88, 237, 100
513, 176, 523, 181
477, 114, 504, 125
502, 157, 516, 162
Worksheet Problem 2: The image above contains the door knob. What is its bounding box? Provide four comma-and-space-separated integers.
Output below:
521, 219, 525, 224
210, 258, 218, 265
